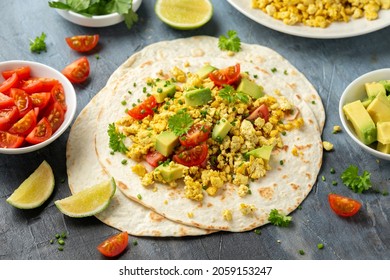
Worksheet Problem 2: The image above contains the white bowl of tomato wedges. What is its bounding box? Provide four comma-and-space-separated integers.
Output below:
0, 60, 76, 154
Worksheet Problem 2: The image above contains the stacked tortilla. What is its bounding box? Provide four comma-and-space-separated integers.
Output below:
66, 36, 324, 236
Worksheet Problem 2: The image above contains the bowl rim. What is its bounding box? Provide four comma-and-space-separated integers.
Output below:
339, 68, 390, 161
0, 60, 77, 155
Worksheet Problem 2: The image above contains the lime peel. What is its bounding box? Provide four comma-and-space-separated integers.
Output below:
6, 160, 54, 209
55, 178, 116, 218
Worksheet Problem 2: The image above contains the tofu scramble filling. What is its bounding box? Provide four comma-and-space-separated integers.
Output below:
112, 63, 304, 202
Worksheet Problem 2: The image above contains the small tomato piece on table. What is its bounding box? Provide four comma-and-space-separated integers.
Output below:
30, 92, 51, 110
146, 151, 167, 167
209, 63, 241, 87
25, 117, 52, 145
2, 66, 31, 80
328, 193, 361, 217
127, 95, 157, 120
8, 109, 37, 136
0, 73, 19, 93
179, 123, 210, 147
62, 56, 90, 83
97, 231, 128, 258
50, 83, 67, 111
0, 106, 19, 131
0, 131, 24, 148
0, 92, 15, 109
10, 88, 33, 117
66, 35, 99, 52
44, 102, 65, 133
173, 143, 208, 167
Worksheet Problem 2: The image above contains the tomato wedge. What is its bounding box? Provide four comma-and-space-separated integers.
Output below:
0, 106, 19, 131
62, 56, 90, 83
19, 77, 59, 94
246, 104, 270, 122
173, 143, 208, 167
179, 123, 210, 147
8, 109, 37, 136
0, 92, 15, 109
50, 83, 67, 111
66, 35, 99, 52
0, 131, 24, 148
10, 88, 33, 117
127, 95, 157, 120
209, 63, 241, 87
25, 117, 52, 145
44, 102, 65, 133
145, 151, 167, 167
2, 66, 31, 80
328, 193, 361, 217
31, 92, 51, 110
0, 73, 19, 93
97, 231, 128, 258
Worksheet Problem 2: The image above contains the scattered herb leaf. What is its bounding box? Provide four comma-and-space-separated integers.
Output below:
268, 209, 292, 227
168, 110, 194, 136
218, 30, 241, 52
341, 165, 372, 193
30, 32, 47, 53
108, 123, 128, 154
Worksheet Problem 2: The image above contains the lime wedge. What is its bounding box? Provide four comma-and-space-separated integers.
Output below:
55, 178, 116, 218
7, 160, 54, 209
155, 0, 213, 30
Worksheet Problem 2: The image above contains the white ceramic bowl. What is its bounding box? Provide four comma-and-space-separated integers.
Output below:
339, 68, 390, 161
0, 60, 76, 154
54, 0, 142, 27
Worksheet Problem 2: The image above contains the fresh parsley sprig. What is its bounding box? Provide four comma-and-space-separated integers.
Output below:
108, 123, 128, 154
30, 32, 47, 53
218, 85, 249, 104
268, 209, 292, 227
341, 165, 372, 193
168, 110, 194, 136
218, 30, 241, 52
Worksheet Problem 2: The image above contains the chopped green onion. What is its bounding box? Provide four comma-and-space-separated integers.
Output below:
254, 229, 261, 235
299, 250, 305, 255
317, 243, 324, 249
330, 168, 335, 174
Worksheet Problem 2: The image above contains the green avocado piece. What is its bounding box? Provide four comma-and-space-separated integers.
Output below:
367, 92, 390, 123
343, 100, 377, 145
155, 131, 179, 157
155, 162, 187, 182
246, 145, 273, 160
196, 65, 217, 79
153, 81, 176, 103
212, 118, 233, 142
184, 88, 212, 106
236, 78, 264, 99
365, 82, 386, 99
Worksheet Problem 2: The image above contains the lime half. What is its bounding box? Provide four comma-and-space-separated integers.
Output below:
155, 0, 213, 30
55, 178, 116, 218
7, 160, 55, 209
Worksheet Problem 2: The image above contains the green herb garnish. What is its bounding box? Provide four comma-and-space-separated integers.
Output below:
168, 110, 193, 136
108, 123, 128, 154
30, 32, 47, 53
218, 85, 249, 104
317, 243, 324, 249
268, 209, 292, 227
218, 30, 241, 52
341, 165, 372, 193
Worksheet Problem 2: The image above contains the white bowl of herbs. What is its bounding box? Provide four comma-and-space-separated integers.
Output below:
48, 0, 142, 28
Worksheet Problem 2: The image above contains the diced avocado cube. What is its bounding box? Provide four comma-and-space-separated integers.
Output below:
184, 88, 212, 106
365, 82, 386, 99
246, 145, 274, 160
196, 65, 217, 79
367, 92, 390, 123
343, 100, 377, 145
236, 78, 264, 99
377, 121, 390, 144
212, 118, 233, 142
155, 131, 179, 157
155, 162, 187, 182
377, 142, 390, 154
153, 81, 176, 103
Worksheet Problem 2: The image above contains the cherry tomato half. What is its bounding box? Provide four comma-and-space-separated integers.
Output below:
0, 92, 15, 109
209, 63, 241, 87
179, 123, 210, 147
127, 95, 157, 120
0, 106, 19, 131
8, 109, 37, 136
30, 92, 51, 110
328, 193, 361, 217
44, 102, 65, 133
0, 73, 19, 93
173, 143, 208, 167
19, 77, 59, 94
62, 57, 90, 84
25, 117, 52, 145
246, 104, 270, 122
2, 66, 31, 80
10, 88, 33, 117
0, 131, 24, 148
145, 151, 167, 167
66, 35, 99, 52
51, 83, 67, 112
97, 231, 128, 258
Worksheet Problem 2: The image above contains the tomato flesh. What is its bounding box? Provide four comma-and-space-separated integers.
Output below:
0, 73, 19, 93
209, 64, 241, 87
97, 231, 128, 258
128, 96, 157, 120
146, 151, 167, 167
0, 106, 19, 131
179, 123, 210, 147
44, 102, 65, 133
2, 66, 31, 80
25, 117, 52, 144
173, 143, 208, 167
0, 92, 15, 109
0, 131, 24, 148
62, 56, 90, 83
19, 77, 59, 94
9, 88, 33, 117
66, 35, 99, 52
247, 104, 270, 122
8, 109, 37, 136
328, 193, 361, 217
51, 83, 67, 111
31, 92, 51, 110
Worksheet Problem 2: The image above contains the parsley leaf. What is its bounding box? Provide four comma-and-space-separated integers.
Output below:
168, 110, 194, 136
218, 85, 249, 104
107, 123, 128, 154
268, 209, 292, 227
218, 30, 241, 52
30, 32, 47, 53
341, 165, 372, 193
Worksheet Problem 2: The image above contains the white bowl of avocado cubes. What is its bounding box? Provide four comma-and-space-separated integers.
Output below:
339, 68, 390, 161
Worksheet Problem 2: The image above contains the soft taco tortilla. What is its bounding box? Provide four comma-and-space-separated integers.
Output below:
93, 36, 324, 232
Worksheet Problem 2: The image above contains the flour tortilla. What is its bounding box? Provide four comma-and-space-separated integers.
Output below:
66, 87, 213, 236
94, 37, 323, 232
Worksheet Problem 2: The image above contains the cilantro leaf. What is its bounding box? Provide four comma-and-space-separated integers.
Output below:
168, 110, 194, 136
29, 32, 47, 54
218, 85, 249, 104
268, 209, 292, 227
108, 123, 128, 154
218, 30, 241, 52
341, 165, 372, 193
123, 7, 138, 29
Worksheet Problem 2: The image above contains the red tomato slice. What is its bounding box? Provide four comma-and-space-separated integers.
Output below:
31, 92, 51, 110
9, 88, 33, 117
19, 77, 59, 94
44, 102, 65, 133
173, 143, 208, 167
65, 35, 99, 52
62, 57, 90, 83
25, 117, 52, 145
246, 104, 270, 122
0, 106, 19, 131
179, 123, 210, 147
2, 66, 31, 80
209, 64, 241, 87
127, 96, 157, 120
145, 151, 167, 167
97, 231, 128, 258
0, 131, 24, 148
328, 193, 361, 217
50, 83, 67, 111
0, 92, 15, 109
8, 109, 37, 136
0, 73, 19, 93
